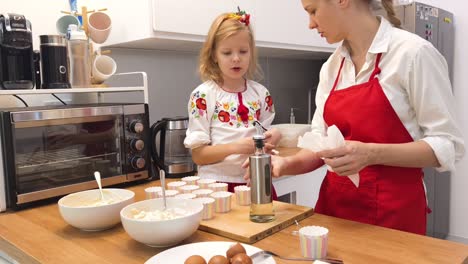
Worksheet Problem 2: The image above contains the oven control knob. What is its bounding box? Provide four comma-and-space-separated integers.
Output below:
129, 121, 144, 133
131, 156, 146, 170
130, 139, 145, 151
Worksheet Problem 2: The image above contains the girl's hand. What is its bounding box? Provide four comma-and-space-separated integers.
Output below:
263, 130, 273, 142
317, 141, 374, 176
241, 158, 251, 186
263, 130, 279, 154
233, 137, 255, 154
264, 143, 276, 153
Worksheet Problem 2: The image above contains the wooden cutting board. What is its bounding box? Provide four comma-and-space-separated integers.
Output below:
198, 196, 314, 244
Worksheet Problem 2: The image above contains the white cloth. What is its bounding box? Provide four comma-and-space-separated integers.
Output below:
311, 17, 465, 172
184, 80, 275, 183
298, 125, 360, 187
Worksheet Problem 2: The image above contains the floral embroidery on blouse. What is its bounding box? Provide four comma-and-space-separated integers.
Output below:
189, 88, 275, 128
189, 90, 208, 119
265, 91, 274, 112
214, 99, 262, 128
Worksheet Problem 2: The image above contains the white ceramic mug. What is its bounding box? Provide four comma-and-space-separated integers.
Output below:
56, 15, 80, 35
92, 55, 117, 84
88, 12, 112, 44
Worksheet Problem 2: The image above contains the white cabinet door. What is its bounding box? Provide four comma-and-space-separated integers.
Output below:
152, 0, 254, 36
105, 0, 335, 55
253, 0, 333, 51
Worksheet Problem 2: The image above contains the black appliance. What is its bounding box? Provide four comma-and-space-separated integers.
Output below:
39, 35, 70, 89
151, 117, 196, 178
0, 13, 35, 89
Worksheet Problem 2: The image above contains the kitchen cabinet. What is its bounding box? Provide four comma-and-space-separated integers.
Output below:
104, 0, 335, 58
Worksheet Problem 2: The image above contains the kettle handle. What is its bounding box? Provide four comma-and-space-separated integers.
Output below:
150, 119, 166, 171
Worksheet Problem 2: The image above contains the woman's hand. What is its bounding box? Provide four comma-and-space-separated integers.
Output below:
317, 140, 374, 176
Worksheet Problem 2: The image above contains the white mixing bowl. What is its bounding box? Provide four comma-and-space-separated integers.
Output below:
272, 123, 312, 148
120, 197, 203, 247
58, 188, 135, 231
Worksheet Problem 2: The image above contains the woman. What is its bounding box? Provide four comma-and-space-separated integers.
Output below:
246, 0, 464, 235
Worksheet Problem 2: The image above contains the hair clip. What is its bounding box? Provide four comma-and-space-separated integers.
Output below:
227, 6, 250, 26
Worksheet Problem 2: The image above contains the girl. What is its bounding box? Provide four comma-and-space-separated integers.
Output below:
184, 11, 281, 194
247, 0, 464, 235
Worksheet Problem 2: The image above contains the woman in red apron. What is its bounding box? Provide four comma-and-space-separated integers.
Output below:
315, 53, 427, 234
250, 0, 465, 235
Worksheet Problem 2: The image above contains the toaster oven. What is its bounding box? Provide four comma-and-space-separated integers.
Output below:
0, 103, 150, 211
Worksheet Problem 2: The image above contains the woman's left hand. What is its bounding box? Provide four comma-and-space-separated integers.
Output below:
316, 141, 374, 176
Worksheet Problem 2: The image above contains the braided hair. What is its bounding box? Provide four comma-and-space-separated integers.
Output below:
378, 0, 402, 28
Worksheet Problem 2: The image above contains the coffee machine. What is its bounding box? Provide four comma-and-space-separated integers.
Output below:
0, 13, 35, 89
151, 117, 196, 178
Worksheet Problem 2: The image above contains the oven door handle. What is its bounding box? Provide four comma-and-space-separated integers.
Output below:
150, 120, 166, 171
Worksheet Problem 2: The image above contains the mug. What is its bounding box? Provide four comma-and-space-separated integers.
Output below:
88, 12, 112, 44
92, 55, 117, 84
56, 15, 80, 35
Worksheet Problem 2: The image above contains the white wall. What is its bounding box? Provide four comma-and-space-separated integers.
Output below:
0, 0, 99, 107
2, 0, 105, 50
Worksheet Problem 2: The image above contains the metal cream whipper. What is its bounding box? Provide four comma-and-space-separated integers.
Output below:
249, 121, 275, 223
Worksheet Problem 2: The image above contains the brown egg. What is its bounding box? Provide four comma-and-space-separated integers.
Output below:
207, 255, 229, 264
226, 243, 247, 259
230, 253, 252, 264
184, 255, 207, 264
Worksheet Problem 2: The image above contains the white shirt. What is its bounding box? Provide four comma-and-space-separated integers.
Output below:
184, 80, 275, 182
311, 17, 465, 172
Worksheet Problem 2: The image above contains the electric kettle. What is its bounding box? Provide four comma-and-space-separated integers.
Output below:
150, 116, 196, 178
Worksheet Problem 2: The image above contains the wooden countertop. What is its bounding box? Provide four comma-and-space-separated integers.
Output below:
1, 181, 467, 264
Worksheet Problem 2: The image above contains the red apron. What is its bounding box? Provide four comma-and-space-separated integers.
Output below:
314, 53, 427, 235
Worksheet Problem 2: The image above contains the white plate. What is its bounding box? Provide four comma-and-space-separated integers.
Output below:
145, 241, 276, 264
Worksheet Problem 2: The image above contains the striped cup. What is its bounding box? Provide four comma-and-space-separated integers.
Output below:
298, 226, 329, 259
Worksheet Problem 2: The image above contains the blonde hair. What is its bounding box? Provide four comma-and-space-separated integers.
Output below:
375, 0, 402, 28
199, 13, 261, 84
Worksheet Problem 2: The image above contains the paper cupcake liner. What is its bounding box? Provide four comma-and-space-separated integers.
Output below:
181, 176, 200, 185
299, 226, 329, 259
174, 193, 197, 200
156, 189, 179, 198
208, 182, 228, 192
192, 188, 214, 198
167, 181, 186, 190
145, 186, 162, 199
194, 197, 215, 220
197, 179, 217, 189
179, 184, 200, 194
234, 185, 251, 206
210, 191, 232, 213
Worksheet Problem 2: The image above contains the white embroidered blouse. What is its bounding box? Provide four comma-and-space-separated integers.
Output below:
184, 80, 275, 183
